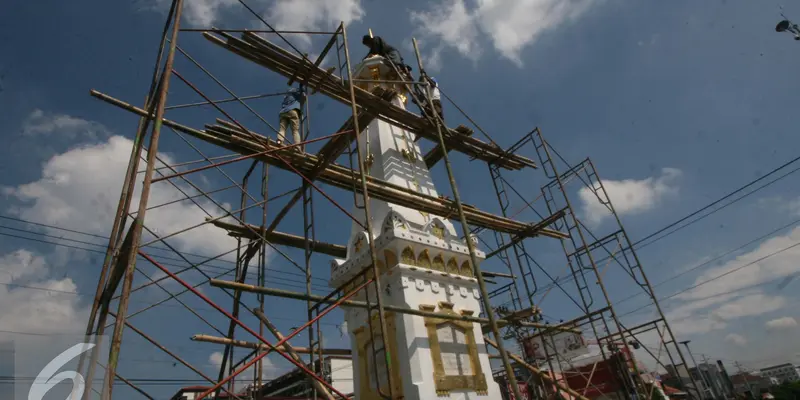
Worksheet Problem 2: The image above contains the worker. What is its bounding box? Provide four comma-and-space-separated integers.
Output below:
362, 35, 413, 80
412, 75, 443, 121
277, 84, 306, 148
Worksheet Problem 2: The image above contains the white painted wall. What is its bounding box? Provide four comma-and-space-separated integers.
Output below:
329, 357, 355, 395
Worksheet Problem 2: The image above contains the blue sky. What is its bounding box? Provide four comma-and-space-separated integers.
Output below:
2, 0, 800, 398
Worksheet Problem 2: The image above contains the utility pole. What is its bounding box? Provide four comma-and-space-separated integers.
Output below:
735, 361, 755, 400
680, 340, 708, 400
716, 360, 736, 399
702, 354, 723, 400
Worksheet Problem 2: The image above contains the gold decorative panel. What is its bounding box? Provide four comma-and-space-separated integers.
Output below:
368, 65, 381, 81
418, 249, 432, 269
401, 247, 416, 265
446, 258, 459, 275
354, 312, 404, 400
424, 304, 487, 396
431, 224, 445, 240
432, 255, 445, 272
460, 261, 474, 278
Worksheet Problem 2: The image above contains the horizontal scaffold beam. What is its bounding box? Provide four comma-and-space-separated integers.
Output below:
201, 30, 536, 171
260, 86, 396, 236
193, 334, 510, 360
209, 279, 581, 334
193, 334, 352, 356
209, 219, 347, 258
89, 89, 568, 240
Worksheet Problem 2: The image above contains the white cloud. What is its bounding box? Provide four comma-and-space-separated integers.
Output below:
409, 0, 600, 67
266, 0, 364, 47
653, 225, 800, 338
3, 134, 239, 259
22, 109, 108, 141
579, 167, 681, 226
208, 350, 284, 391
147, 0, 239, 27
0, 249, 88, 337
725, 333, 747, 346
766, 316, 798, 331
209, 350, 225, 367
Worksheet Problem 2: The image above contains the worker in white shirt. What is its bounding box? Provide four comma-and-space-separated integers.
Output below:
413, 74, 443, 121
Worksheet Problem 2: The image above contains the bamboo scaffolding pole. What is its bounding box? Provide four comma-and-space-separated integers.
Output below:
200, 30, 535, 171
406, 37, 522, 400
210, 219, 347, 258
209, 280, 579, 333
139, 251, 357, 400
90, 88, 569, 239
193, 334, 353, 356
340, 25, 396, 399
251, 310, 335, 400
97, 2, 185, 398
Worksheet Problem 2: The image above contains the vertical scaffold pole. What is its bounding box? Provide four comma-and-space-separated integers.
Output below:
100, 1, 184, 398
341, 23, 396, 398
534, 130, 645, 400
76, 0, 179, 393
410, 38, 524, 400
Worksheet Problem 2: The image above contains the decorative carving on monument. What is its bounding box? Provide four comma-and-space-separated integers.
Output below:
401, 246, 416, 265
446, 258, 459, 275
424, 218, 449, 241
382, 211, 409, 233
418, 249, 432, 269
460, 261, 474, 278
432, 255, 445, 272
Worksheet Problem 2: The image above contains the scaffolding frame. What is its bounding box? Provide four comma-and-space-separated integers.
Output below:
481, 127, 703, 399
73, 1, 698, 399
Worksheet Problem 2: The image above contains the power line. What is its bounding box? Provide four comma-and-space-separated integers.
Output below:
0, 229, 327, 292
0, 221, 329, 288
618, 239, 800, 318
632, 155, 800, 249
514, 154, 800, 300
0, 282, 340, 327
615, 215, 800, 306
0, 214, 329, 284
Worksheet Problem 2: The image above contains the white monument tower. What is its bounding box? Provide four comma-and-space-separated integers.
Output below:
329, 54, 503, 399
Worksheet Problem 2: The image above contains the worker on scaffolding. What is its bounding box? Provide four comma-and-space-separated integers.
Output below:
412, 74, 443, 122
362, 35, 413, 81
276, 84, 306, 148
